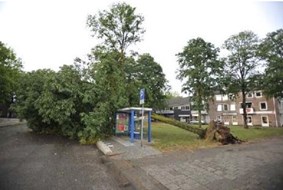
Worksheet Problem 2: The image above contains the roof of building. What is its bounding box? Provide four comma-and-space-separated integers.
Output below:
167, 97, 190, 107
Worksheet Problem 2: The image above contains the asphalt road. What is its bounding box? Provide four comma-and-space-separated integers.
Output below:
0, 124, 123, 190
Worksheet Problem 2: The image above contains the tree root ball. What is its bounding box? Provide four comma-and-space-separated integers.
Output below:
205, 121, 242, 145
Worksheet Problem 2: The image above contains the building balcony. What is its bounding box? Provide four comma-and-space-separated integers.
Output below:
239, 108, 254, 114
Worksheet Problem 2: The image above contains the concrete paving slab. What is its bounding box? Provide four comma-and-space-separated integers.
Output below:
103, 136, 161, 160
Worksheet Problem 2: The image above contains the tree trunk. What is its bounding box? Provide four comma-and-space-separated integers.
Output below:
198, 109, 202, 128
242, 90, 248, 128
197, 87, 202, 128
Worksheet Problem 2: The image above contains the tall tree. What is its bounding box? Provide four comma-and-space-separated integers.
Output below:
0, 41, 22, 117
223, 31, 260, 128
85, 3, 145, 137
177, 38, 221, 127
259, 29, 283, 98
87, 2, 145, 61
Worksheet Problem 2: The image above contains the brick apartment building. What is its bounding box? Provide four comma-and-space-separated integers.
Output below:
209, 91, 283, 127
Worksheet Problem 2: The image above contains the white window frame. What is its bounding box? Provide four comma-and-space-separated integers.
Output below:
232, 115, 238, 125
217, 104, 222, 111
259, 102, 267, 110
230, 103, 236, 111
222, 95, 228, 101
261, 116, 269, 127
216, 95, 222, 101
255, 91, 262, 98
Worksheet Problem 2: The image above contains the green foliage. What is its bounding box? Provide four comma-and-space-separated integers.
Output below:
136, 54, 169, 109
15, 70, 57, 133
259, 29, 283, 98
14, 66, 99, 142
0, 41, 22, 115
176, 38, 222, 127
14, 3, 168, 144
223, 31, 261, 128
124, 53, 169, 109
152, 114, 206, 138
81, 50, 128, 142
87, 2, 145, 55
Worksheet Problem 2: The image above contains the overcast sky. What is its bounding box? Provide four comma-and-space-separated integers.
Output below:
0, 0, 283, 94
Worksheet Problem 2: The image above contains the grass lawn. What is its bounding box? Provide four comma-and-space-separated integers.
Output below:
150, 122, 217, 151
150, 122, 283, 151
229, 126, 283, 141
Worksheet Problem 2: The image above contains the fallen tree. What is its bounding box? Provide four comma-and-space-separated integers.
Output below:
152, 114, 242, 145
152, 113, 206, 138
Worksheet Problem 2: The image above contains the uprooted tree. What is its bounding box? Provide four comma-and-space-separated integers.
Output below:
152, 114, 242, 144
205, 121, 242, 145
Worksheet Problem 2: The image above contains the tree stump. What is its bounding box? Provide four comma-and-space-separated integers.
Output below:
205, 121, 242, 145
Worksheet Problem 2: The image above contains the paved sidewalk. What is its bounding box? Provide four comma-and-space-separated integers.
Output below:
0, 118, 26, 127
131, 138, 283, 190
104, 136, 161, 160
108, 136, 283, 190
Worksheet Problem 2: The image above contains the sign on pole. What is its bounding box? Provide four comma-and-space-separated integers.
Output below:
139, 88, 145, 105
139, 88, 145, 147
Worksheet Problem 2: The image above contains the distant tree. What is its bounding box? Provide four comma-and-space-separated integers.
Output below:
0, 41, 22, 117
165, 91, 181, 99
259, 29, 283, 99
223, 31, 261, 128
177, 38, 222, 127
135, 53, 169, 109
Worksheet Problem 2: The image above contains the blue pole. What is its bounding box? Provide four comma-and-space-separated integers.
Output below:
130, 110, 134, 143
148, 111, 152, 142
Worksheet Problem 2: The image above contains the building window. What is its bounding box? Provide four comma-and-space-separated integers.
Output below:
230, 103, 236, 111
260, 102, 267, 110
255, 91, 262, 98
217, 104, 222, 111
216, 95, 222, 101
217, 115, 222, 121
223, 104, 229, 111
247, 116, 252, 124
241, 102, 252, 108
181, 106, 190, 110
247, 92, 253, 98
232, 116, 237, 122
222, 95, 228, 101
261, 116, 268, 124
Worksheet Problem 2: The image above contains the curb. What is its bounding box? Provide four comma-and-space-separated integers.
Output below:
96, 141, 113, 155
